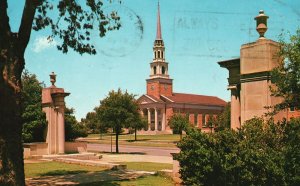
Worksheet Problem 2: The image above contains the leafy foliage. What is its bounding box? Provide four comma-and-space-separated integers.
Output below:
33, 0, 121, 55
21, 70, 47, 143
175, 117, 300, 186
65, 108, 88, 141
96, 89, 142, 153
271, 29, 300, 111
283, 118, 300, 185
215, 102, 231, 130
128, 115, 147, 141
168, 114, 191, 140
0, 0, 122, 184
81, 110, 107, 134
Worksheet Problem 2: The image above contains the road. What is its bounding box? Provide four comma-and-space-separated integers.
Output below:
87, 143, 180, 157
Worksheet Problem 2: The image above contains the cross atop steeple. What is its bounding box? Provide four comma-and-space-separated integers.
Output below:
156, 1, 162, 40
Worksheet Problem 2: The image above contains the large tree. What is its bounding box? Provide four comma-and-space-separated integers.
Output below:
96, 89, 141, 153
271, 29, 300, 112
0, 1, 120, 185
21, 70, 47, 143
168, 113, 191, 140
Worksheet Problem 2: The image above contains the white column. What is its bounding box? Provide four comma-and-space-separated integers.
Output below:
147, 108, 151, 131
162, 110, 166, 131
155, 108, 158, 131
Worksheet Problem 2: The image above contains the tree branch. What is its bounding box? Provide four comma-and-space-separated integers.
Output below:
18, 0, 40, 53
0, 0, 11, 48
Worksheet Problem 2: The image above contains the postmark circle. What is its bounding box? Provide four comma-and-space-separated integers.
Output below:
92, 4, 144, 57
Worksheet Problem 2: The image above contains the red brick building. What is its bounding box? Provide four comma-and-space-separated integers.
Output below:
137, 3, 226, 133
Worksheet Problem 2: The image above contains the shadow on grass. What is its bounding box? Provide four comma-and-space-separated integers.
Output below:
78, 175, 149, 186
78, 175, 173, 186
98, 151, 146, 155
39, 170, 88, 176
27, 169, 152, 186
126, 139, 150, 142
79, 181, 120, 186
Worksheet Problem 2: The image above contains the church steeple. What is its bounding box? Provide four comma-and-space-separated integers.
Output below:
150, 1, 169, 79
146, 2, 173, 98
156, 2, 162, 40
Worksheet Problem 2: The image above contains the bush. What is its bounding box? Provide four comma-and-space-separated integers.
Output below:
175, 118, 300, 186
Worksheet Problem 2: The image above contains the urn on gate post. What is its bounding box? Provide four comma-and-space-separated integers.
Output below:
42, 72, 70, 154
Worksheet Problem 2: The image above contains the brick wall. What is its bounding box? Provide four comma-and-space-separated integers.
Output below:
147, 81, 173, 98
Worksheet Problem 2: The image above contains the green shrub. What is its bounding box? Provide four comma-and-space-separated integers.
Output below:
175, 118, 300, 186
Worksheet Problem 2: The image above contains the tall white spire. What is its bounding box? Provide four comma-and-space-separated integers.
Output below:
156, 1, 162, 40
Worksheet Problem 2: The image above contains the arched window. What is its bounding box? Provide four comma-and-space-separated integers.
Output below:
158, 51, 160, 58
153, 66, 157, 74
162, 66, 166, 74
154, 51, 156, 58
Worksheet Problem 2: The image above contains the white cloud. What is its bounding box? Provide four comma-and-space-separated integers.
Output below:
32, 36, 57, 53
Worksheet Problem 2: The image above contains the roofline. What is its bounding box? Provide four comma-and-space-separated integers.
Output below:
173, 92, 224, 99
144, 94, 158, 102
218, 58, 240, 68
170, 101, 227, 107
161, 95, 174, 102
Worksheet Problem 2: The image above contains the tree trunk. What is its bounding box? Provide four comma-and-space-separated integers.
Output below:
135, 128, 137, 141
115, 127, 119, 153
0, 56, 25, 185
0, 1, 39, 185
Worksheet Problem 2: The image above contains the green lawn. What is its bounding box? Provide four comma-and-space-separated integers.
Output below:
25, 161, 174, 186
80, 175, 174, 186
25, 161, 107, 178
119, 162, 173, 172
84, 134, 182, 148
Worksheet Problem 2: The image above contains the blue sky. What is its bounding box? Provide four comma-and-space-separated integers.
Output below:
7, 0, 300, 120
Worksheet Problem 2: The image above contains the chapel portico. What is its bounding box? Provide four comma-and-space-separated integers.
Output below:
139, 95, 166, 132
